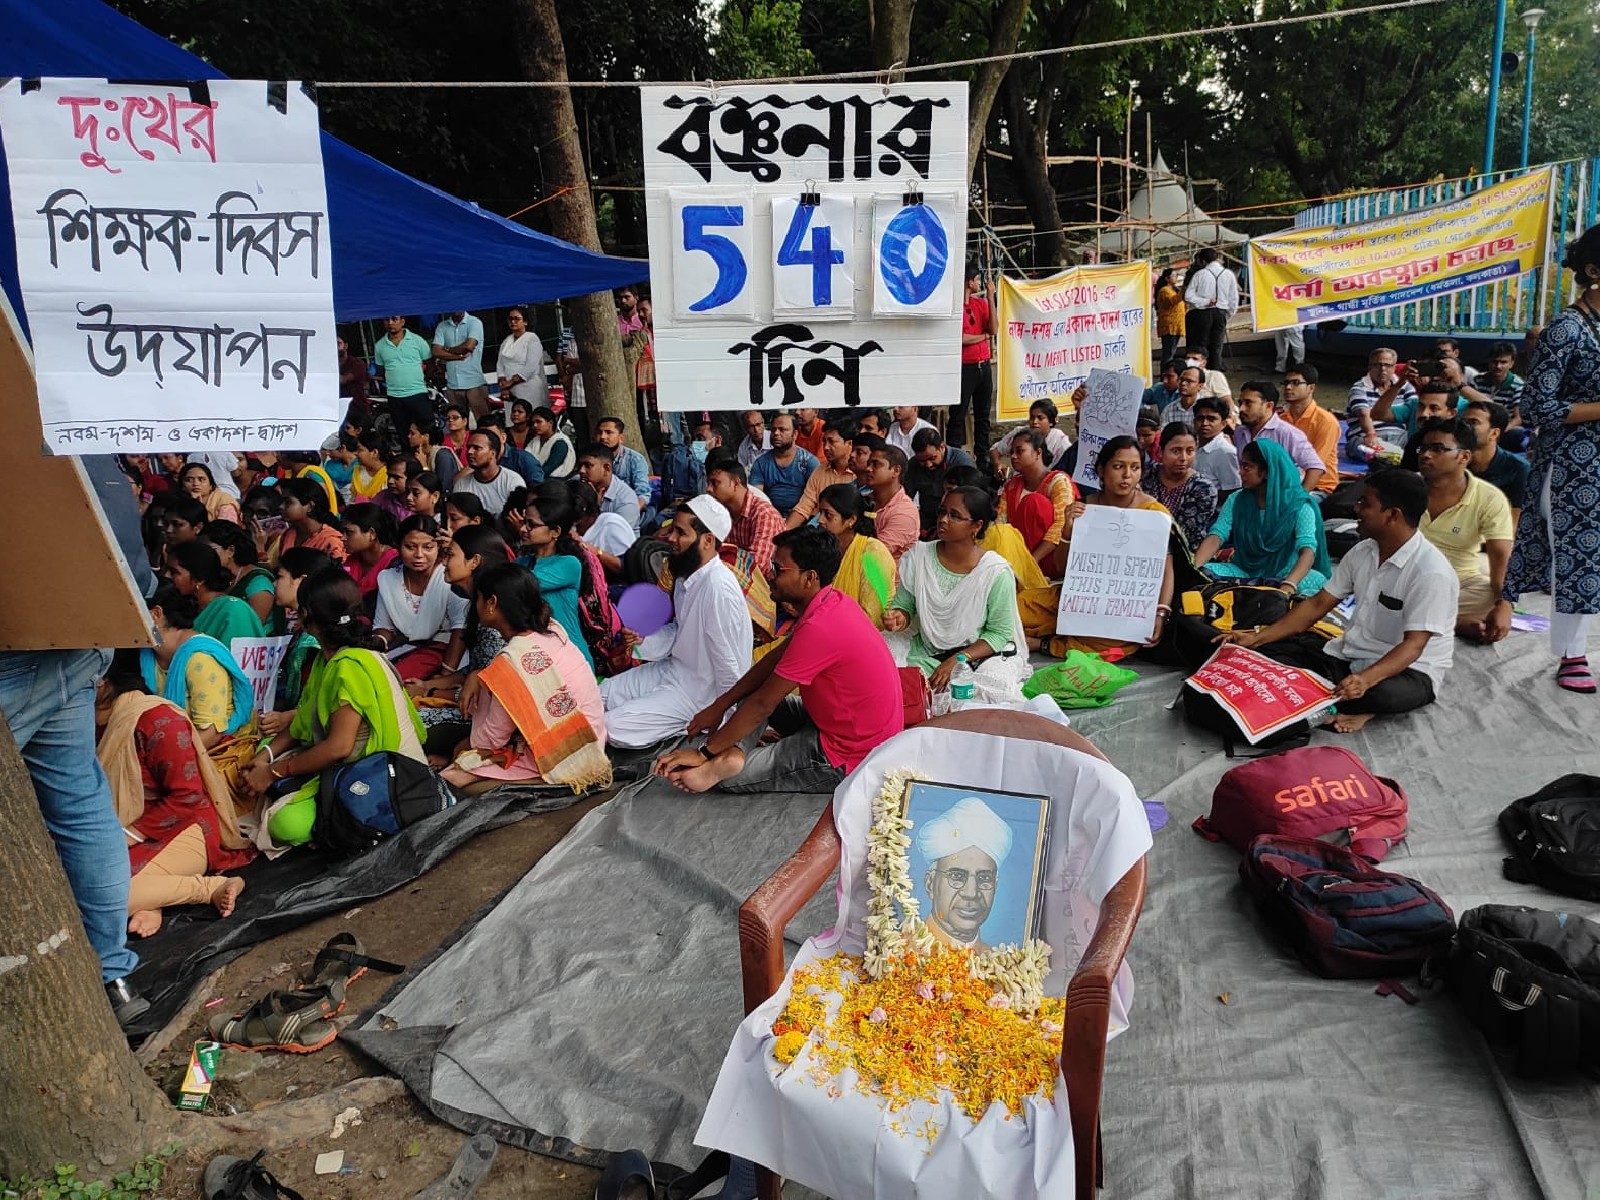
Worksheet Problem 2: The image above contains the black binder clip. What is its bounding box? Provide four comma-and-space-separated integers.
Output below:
800, 178, 820, 208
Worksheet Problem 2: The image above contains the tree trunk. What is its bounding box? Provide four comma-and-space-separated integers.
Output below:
0, 710, 173, 1179
870, 0, 915, 71
1001, 65, 1067, 267
509, 0, 642, 451
965, 0, 1031, 184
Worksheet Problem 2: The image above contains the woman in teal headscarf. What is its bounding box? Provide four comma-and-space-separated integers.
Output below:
1192, 439, 1331, 597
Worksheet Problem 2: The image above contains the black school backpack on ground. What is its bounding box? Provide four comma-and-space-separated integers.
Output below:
1498, 775, 1600, 900
312, 751, 455, 857
1240, 835, 1455, 978
1437, 904, 1600, 1080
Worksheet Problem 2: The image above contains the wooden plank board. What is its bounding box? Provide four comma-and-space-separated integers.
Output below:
0, 295, 153, 650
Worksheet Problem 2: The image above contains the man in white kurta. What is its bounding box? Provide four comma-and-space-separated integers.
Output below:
600, 496, 753, 748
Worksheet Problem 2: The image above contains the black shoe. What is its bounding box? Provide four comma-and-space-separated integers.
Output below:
104, 977, 149, 1030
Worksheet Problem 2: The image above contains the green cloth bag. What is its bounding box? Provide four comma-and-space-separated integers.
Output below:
1022, 651, 1139, 710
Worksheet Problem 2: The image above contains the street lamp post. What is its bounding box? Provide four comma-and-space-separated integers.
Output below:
1519, 7, 1547, 169
1483, 0, 1510, 176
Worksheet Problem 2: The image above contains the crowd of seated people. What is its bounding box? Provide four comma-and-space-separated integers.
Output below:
99, 331, 1545, 922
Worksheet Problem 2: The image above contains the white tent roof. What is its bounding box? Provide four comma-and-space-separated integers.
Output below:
1097, 152, 1247, 258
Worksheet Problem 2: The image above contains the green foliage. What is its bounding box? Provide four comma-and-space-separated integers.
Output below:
714, 0, 817, 78
0, 1146, 178, 1200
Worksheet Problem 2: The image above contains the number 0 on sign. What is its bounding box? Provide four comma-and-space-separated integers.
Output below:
771, 195, 856, 319
873, 193, 961, 317
670, 190, 756, 319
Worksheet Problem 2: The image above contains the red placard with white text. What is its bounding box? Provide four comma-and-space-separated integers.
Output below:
1185, 645, 1337, 743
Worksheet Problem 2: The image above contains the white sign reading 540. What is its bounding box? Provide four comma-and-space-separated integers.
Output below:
669, 190, 961, 322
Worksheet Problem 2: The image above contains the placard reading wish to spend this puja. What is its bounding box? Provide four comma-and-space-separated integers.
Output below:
0, 77, 339, 452
1055, 505, 1171, 644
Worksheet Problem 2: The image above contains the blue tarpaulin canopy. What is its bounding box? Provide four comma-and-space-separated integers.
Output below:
0, 0, 646, 327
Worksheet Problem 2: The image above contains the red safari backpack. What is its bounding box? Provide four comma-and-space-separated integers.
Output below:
1194, 745, 1408, 861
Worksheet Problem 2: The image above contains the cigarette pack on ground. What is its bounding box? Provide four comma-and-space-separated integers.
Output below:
178, 1040, 221, 1112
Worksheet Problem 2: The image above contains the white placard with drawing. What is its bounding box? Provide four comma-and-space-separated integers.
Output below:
1071, 367, 1147, 491
1056, 505, 1171, 643
0, 77, 338, 453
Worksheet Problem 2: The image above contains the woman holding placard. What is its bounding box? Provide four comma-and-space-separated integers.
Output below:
1193, 439, 1330, 597
1023, 435, 1176, 661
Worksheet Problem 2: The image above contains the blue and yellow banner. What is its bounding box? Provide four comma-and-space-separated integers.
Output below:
1248, 169, 1554, 332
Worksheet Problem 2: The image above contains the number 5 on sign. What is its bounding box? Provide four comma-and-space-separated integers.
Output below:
872, 193, 962, 317
670, 191, 755, 319
771, 195, 856, 320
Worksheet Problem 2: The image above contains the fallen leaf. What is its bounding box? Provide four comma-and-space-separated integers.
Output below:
404, 1138, 422, 1158
1217, 992, 1232, 1005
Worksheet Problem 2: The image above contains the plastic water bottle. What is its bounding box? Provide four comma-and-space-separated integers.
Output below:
949, 654, 977, 704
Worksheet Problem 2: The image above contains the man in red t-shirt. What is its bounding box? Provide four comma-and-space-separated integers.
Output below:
654, 526, 904, 793
951, 265, 996, 455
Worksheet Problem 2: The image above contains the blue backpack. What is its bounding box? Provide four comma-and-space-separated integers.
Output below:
312, 752, 454, 857
1240, 834, 1456, 978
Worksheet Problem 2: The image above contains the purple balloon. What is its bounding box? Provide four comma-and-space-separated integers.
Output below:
616, 583, 674, 636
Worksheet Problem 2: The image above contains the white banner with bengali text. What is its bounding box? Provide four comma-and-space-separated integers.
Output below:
0, 77, 339, 453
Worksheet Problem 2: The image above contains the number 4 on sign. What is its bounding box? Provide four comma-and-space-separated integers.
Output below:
771, 195, 856, 319
778, 203, 844, 305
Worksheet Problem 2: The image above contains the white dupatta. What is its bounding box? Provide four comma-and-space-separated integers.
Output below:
894, 541, 1030, 703
375, 566, 454, 647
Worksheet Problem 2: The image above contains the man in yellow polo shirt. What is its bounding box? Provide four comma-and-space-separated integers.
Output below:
1279, 365, 1340, 497
1415, 416, 1513, 642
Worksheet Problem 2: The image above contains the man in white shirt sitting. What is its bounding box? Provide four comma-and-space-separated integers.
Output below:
450, 429, 525, 515
1216, 469, 1458, 734
1181, 248, 1239, 370
736, 410, 771, 472
599, 496, 753, 748
886, 406, 937, 458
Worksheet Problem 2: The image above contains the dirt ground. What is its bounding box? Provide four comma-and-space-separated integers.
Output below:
148, 794, 610, 1199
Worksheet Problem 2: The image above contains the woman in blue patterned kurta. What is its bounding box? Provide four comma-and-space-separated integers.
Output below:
1502, 228, 1600, 691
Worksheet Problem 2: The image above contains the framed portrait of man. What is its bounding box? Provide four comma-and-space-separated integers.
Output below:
901, 781, 1052, 953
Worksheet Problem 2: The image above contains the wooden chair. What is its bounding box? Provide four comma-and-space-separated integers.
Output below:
737, 709, 1148, 1200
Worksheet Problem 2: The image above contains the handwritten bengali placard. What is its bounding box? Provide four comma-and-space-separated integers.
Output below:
0, 78, 339, 452
1055, 504, 1170, 643
640, 84, 969, 413
1248, 169, 1553, 332
1070, 368, 1146, 492
995, 263, 1150, 423
1184, 644, 1337, 743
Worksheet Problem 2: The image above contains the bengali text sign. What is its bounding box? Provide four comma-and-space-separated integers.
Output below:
1248, 169, 1553, 332
996, 263, 1150, 423
0, 77, 339, 452
1185, 644, 1337, 743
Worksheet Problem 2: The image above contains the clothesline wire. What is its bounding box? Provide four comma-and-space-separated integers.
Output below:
314, 0, 1458, 91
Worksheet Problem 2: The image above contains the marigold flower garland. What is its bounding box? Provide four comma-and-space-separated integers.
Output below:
768, 768, 1064, 1127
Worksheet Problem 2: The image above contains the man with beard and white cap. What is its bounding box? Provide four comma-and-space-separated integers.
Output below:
916, 796, 1013, 953
599, 496, 753, 747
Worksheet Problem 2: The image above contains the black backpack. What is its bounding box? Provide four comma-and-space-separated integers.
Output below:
312, 751, 455, 857
1436, 904, 1600, 1080
1166, 581, 1293, 672
1498, 775, 1600, 900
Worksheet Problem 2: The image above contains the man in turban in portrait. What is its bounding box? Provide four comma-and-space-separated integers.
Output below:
915, 796, 1013, 953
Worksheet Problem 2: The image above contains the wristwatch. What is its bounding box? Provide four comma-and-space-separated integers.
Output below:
698, 744, 715, 761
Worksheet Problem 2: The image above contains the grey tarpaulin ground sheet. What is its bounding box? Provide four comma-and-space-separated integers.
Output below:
347, 604, 1600, 1198
124, 779, 598, 1044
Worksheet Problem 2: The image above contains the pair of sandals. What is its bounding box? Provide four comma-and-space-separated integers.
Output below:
206, 933, 403, 1054
204, 1135, 498, 1200
597, 1150, 757, 1200
1558, 655, 1598, 693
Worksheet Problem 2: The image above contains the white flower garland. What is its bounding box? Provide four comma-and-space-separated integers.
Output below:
863, 768, 1054, 1016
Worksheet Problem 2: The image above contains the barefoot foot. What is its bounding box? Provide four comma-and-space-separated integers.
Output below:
1323, 712, 1374, 734
211, 876, 246, 918
128, 909, 163, 937
666, 748, 747, 794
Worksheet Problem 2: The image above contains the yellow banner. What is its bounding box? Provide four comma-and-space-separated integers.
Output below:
1248, 169, 1554, 332
996, 263, 1151, 422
